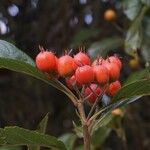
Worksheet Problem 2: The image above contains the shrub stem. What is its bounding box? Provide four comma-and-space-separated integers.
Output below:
77, 100, 91, 150
83, 124, 91, 150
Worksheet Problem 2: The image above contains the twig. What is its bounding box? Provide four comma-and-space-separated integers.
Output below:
87, 84, 99, 97
87, 84, 108, 121
73, 84, 84, 99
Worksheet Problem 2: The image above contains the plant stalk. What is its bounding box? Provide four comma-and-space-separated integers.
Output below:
83, 124, 91, 150
77, 100, 91, 150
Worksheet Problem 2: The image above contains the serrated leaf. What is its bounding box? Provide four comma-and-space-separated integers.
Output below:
88, 37, 123, 59
0, 126, 66, 150
122, 0, 142, 20
59, 133, 77, 150
113, 79, 150, 101
0, 40, 78, 104
28, 113, 49, 150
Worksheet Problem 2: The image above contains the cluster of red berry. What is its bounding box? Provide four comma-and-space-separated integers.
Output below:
35, 47, 121, 105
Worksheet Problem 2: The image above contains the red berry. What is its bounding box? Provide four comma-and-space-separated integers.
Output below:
74, 52, 90, 68
84, 84, 102, 104
65, 75, 81, 90
106, 80, 121, 97
75, 65, 94, 84
93, 65, 109, 85
36, 51, 57, 73
106, 56, 122, 69
104, 62, 120, 82
57, 55, 75, 77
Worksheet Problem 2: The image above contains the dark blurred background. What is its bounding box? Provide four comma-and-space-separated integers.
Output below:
0, 0, 149, 150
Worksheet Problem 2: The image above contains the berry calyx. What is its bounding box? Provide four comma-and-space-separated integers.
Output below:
35, 51, 57, 73
57, 55, 75, 77
93, 65, 109, 85
104, 9, 116, 22
92, 58, 104, 66
75, 65, 94, 84
84, 84, 102, 104
74, 52, 90, 68
106, 56, 122, 70
106, 80, 121, 97
104, 62, 120, 82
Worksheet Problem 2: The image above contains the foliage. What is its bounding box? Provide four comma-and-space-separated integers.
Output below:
0, 0, 150, 149
0, 39, 149, 149
88, 37, 123, 59
0, 126, 66, 150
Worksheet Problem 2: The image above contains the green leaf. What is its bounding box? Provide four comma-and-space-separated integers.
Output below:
113, 79, 150, 101
88, 37, 123, 59
73, 122, 83, 138
0, 126, 66, 150
91, 79, 150, 122
125, 6, 148, 57
0, 40, 78, 104
143, 17, 150, 37
0, 58, 77, 104
91, 127, 111, 149
92, 108, 124, 134
92, 113, 113, 132
89, 97, 140, 145
37, 113, 49, 133
71, 28, 101, 47
91, 96, 141, 128
124, 69, 149, 85
125, 19, 142, 56
28, 113, 49, 150
59, 133, 77, 150
141, 0, 150, 6
0, 40, 35, 66
122, 0, 142, 20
